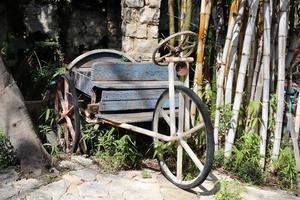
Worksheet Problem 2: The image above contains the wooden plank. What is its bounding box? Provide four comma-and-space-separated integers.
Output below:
99, 97, 179, 112
99, 99, 158, 111
97, 112, 154, 123
97, 110, 179, 123
73, 71, 93, 96
101, 89, 165, 101
91, 62, 175, 81
93, 80, 183, 89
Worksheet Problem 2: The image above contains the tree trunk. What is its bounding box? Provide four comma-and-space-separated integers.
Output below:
0, 57, 51, 175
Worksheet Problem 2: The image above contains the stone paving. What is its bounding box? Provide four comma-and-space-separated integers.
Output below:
0, 156, 298, 200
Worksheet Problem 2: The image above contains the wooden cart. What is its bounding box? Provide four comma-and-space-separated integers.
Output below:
50, 31, 214, 189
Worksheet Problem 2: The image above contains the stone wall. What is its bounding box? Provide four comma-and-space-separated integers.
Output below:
121, 0, 161, 61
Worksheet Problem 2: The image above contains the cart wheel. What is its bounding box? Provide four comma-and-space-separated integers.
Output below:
152, 31, 197, 66
53, 73, 80, 153
152, 85, 214, 189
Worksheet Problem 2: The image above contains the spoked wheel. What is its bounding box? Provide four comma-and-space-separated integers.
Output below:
152, 31, 197, 66
152, 85, 214, 189
53, 74, 80, 153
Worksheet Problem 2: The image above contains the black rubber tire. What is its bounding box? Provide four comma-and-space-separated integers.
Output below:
152, 85, 214, 189
55, 73, 81, 153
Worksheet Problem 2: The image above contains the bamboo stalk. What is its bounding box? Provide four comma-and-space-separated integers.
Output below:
180, 0, 186, 31
183, 0, 192, 31
272, 0, 288, 160
193, 0, 212, 95
246, 30, 257, 102
214, 0, 239, 152
168, 0, 175, 46
250, 38, 263, 101
224, 0, 246, 105
294, 93, 300, 171
259, 0, 271, 168
225, 0, 260, 158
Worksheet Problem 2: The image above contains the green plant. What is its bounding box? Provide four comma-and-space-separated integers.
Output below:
213, 150, 225, 169
219, 104, 233, 134
91, 127, 142, 172
142, 169, 152, 179
225, 132, 265, 184
0, 131, 15, 169
214, 178, 244, 200
273, 147, 297, 189
153, 140, 175, 160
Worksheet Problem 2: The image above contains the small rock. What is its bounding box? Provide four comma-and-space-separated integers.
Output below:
71, 155, 93, 166
59, 160, 83, 171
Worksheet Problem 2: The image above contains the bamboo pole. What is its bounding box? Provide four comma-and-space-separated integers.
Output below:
224, 0, 246, 105
183, 0, 192, 31
168, 0, 175, 46
272, 0, 288, 160
259, 0, 271, 168
294, 93, 300, 171
225, 0, 260, 158
214, 0, 239, 152
250, 38, 263, 101
193, 0, 212, 95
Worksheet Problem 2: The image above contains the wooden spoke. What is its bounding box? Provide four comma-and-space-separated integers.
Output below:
182, 44, 196, 51
177, 144, 183, 181
182, 123, 205, 139
156, 52, 173, 62
64, 79, 69, 104
165, 43, 177, 52
63, 123, 70, 151
180, 140, 204, 171
178, 34, 189, 48
65, 116, 76, 140
159, 108, 171, 127
178, 93, 185, 133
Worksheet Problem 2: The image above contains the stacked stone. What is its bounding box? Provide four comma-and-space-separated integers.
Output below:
122, 0, 161, 61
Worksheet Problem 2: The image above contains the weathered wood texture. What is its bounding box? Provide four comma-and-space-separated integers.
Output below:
91, 63, 171, 81
99, 89, 179, 112
68, 49, 135, 70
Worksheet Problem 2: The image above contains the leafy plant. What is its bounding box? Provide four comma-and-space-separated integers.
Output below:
0, 130, 16, 169
213, 150, 225, 169
225, 132, 265, 184
219, 104, 233, 134
273, 147, 297, 189
214, 178, 244, 200
88, 126, 142, 172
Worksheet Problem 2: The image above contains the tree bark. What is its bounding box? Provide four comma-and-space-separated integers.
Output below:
0, 56, 51, 175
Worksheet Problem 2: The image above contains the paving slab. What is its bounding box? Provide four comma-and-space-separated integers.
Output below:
0, 156, 298, 200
